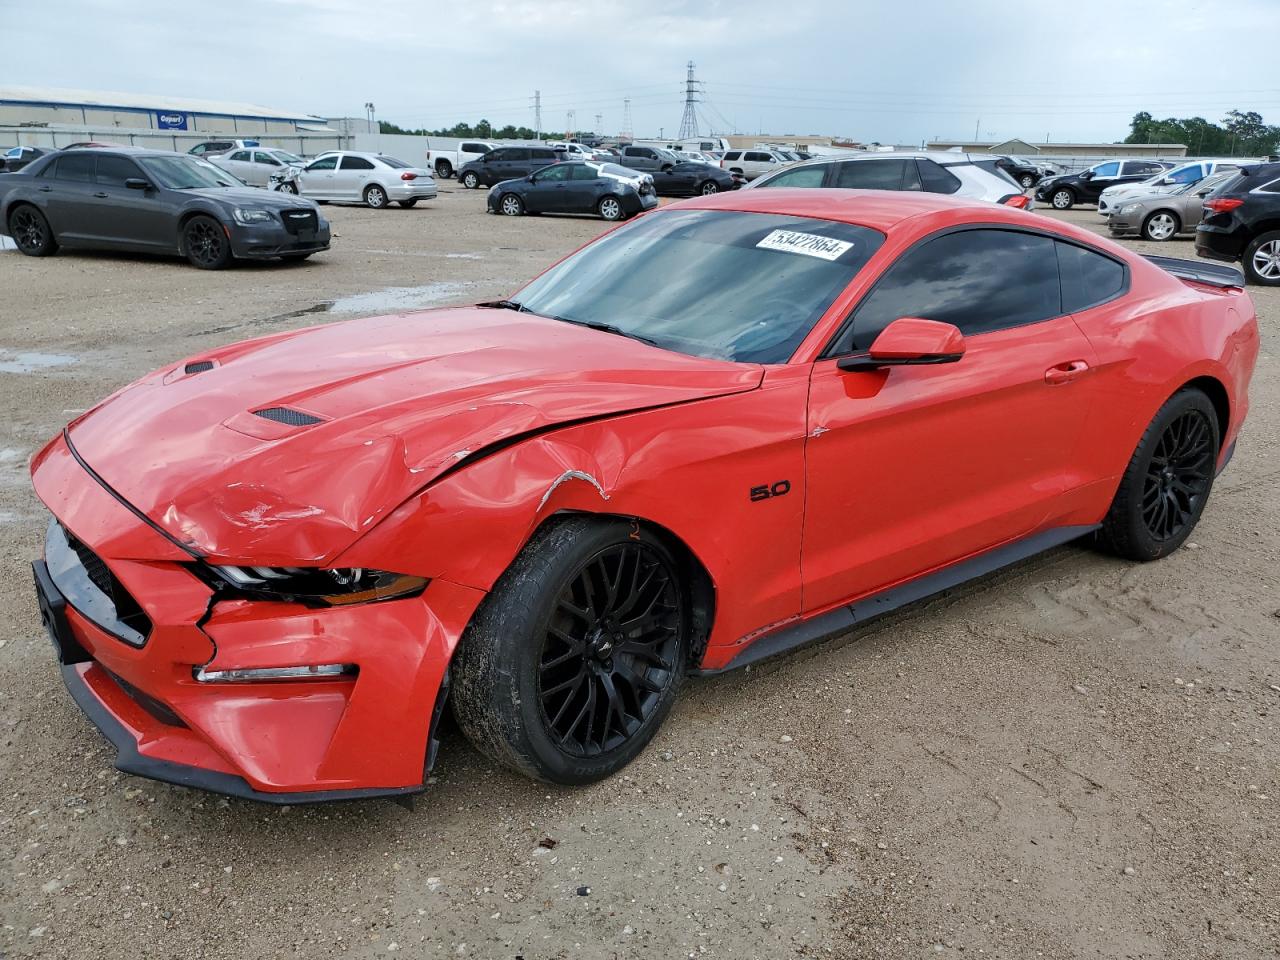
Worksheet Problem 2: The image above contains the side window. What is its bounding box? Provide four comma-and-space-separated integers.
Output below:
95, 155, 143, 186
534, 164, 572, 182
306, 156, 338, 171
842, 229, 1061, 350
253, 152, 279, 165
762, 164, 830, 187
340, 156, 376, 170
724, 151, 741, 162
508, 149, 532, 161
54, 154, 97, 182
461, 142, 483, 152
1056, 242, 1126, 313
571, 164, 601, 181
1166, 166, 1201, 185
1259, 178, 1280, 194
1093, 161, 1121, 177
228, 150, 251, 162
917, 159, 962, 194
486, 149, 508, 162
900, 160, 923, 191
834, 159, 906, 190
745, 151, 773, 163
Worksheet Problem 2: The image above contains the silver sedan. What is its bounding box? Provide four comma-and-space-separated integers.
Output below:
210, 148, 305, 188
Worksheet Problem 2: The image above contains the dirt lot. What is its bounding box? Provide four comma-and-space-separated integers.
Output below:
0, 186, 1276, 960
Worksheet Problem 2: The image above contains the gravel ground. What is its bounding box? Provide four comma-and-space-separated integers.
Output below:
0, 187, 1276, 960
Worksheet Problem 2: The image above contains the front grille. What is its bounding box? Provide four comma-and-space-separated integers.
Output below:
280, 208, 318, 235
61, 525, 152, 645
254, 406, 323, 427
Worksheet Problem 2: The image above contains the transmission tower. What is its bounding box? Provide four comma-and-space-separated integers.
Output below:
566, 109, 576, 138
677, 60, 701, 140
621, 98, 633, 140
594, 113, 603, 135
533, 90, 541, 140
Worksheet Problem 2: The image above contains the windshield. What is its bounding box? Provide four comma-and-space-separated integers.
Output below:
513, 210, 885, 364
139, 155, 239, 189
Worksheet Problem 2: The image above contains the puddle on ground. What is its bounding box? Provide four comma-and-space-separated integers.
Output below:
328, 282, 474, 314
0, 350, 79, 373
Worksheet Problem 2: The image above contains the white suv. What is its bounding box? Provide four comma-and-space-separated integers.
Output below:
719, 149, 790, 180
745, 152, 1032, 208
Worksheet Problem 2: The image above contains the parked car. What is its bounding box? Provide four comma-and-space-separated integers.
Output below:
0, 147, 329, 269
272, 151, 436, 208
746, 152, 1032, 207
1, 145, 52, 173
28, 188, 1257, 801
1196, 161, 1280, 285
549, 142, 599, 161
210, 148, 305, 188
651, 161, 743, 197
187, 139, 261, 158
1107, 171, 1237, 241
426, 140, 496, 179
615, 145, 682, 174
993, 156, 1042, 189
1097, 160, 1245, 217
1034, 159, 1174, 210
486, 160, 657, 220
719, 149, 790, 180
458, 146, 567, 189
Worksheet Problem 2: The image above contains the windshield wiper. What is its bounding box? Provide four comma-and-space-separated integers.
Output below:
480, 299, 529, 312
553, 315, 656, 346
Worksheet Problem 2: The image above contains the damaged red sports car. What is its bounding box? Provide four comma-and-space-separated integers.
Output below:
32, 190, 1258, 802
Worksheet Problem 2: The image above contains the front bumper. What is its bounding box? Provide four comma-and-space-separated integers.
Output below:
1107, 216, 1139, 237
228, 217, 331, 260
30, 432, 485, 803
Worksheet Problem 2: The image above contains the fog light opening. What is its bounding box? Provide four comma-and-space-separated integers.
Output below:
194, 663, 357, 683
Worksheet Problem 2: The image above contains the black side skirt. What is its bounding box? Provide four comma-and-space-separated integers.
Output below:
695, 524, 1099, 676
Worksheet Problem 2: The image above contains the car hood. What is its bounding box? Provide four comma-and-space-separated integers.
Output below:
1103, 183, 1175, 200
185, 186, 319, 209
66, 306, 763, 564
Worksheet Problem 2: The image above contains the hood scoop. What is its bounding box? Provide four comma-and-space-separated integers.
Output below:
254, 407, 325, 427
184, 360, 215, 375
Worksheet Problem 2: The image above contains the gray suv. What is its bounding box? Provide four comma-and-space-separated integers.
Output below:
458, 146, 567, 189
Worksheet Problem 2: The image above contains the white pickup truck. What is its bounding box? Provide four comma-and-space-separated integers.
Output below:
425, 140, 498, 179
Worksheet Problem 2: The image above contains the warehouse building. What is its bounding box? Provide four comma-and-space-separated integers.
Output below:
925, 138, 1187, 158
0, 85, 331, 135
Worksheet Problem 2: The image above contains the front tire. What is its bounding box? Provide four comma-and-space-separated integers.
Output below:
1051, 188, 1075, 210
1097, 388, 1219, 561
364, 184, 389, 209
279, 182, 299, 194
1243, 230, 1280, 286
1019, 174, 1035, 189
1142, 210, 1180, 242
451, 517, 690, 784
461, 171, 480, 189
7, 205, 58, 257
182, 215, 232, 270
499, 193, 524, 216
598, 196, 625, 221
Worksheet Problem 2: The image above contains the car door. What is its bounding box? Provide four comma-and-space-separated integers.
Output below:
1080, 161, 1121, 201
41, 153, 100, 241
744, 152, 777, 178
247, 150, 284, 188
89, 154, 173, 249
524, 163, 573, 212
297, 155, 338, 198
759, 163, 832, 188
218, 150, 254, 182
334, 155, 377, 199
801, 227, 1098, 613
500, 148, 533, 179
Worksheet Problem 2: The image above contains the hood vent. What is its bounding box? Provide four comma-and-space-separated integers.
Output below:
253, 407, 324, 427
184, 360, 215, 374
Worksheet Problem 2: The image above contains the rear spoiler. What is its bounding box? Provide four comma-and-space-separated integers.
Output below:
1143, 255, 1245, 289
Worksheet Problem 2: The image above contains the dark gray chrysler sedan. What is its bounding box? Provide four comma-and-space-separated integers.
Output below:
0, 147, 329, 268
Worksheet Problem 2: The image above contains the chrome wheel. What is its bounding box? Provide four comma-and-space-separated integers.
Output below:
1020, 175, 1035, 189
1052, 189, 1073, 210
1253, 239, 1280, 280
462, 172, 479, 189
599, 197, 623, 221
700, 181, 719, 195
500, 194, 523, 216
537, 541, 682, 758
365, 185, 387, 208
280, 182, 298, 194
1144, 212, 1178, 241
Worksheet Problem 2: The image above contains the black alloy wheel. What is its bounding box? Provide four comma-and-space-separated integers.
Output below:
9, 205, 57, 256
183, 215, 231, 269
1140, 409, 1215, 542
537, 542, 683, 758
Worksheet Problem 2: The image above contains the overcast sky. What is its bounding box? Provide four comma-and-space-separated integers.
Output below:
4, 0, 1279, 144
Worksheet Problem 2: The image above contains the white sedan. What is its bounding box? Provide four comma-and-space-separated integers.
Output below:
209, 148, 305, 187
273, 151, 438, 208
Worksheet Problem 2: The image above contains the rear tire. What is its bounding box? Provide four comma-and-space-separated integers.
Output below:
364, 184, 389, 209
451, 517, 690, 784
7, 204, 58, 257
1051, 188, 1075, 210
434, 160, 454, 179
461, 171, 480, 189
1097, 388, 1219, 561
1243, 230, 1280, 286
598, 196, 625, 221
698, 180, 720, 196
182, 215, 232, 270
1141, 210, 1180, 242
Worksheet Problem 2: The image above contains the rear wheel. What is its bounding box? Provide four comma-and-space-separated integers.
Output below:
499, 193, 524, 216
461, 171, 480, 189
699, 180, 720, 196
434, 159, 453, 179
1243, 231, 1280, 286
1142, 210, 1180, 242
598, 196, 624, 221
451, 517, 690, 784
1051, 188, 1075, 210
1098, 388, 1219, 561
7, 205, 57, 257
364, 184, 388, 209
182, 215, 231, 270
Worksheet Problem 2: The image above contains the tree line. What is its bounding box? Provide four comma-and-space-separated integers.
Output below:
379, 119, 593, 140
1126, 109, 1280, 156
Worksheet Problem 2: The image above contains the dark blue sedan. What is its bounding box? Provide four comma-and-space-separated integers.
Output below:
486, 162, 658, 221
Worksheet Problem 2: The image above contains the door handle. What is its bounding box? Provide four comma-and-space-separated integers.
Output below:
38, 185, 52, 192
93, 192, 109, 199
1044, 359, 1091, 385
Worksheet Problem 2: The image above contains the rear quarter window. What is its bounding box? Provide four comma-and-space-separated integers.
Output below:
1056, 242, 1127, 313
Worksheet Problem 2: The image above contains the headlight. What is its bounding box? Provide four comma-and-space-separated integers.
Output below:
1119, 203, 1141, 214
200, 564, 428, 606
232, 208, 274, 225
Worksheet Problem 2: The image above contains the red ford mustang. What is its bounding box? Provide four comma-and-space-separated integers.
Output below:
31, 190, 1258, 802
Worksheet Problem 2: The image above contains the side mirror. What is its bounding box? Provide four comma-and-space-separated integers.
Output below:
124, 178, 150, 191
837, 318, 965, 373
1079, 170, 1094, 181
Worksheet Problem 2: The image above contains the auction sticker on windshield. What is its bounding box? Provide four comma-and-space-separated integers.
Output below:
755, 229, 853, 261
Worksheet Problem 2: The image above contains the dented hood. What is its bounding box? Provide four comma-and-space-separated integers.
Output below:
67, 306, 762, 563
